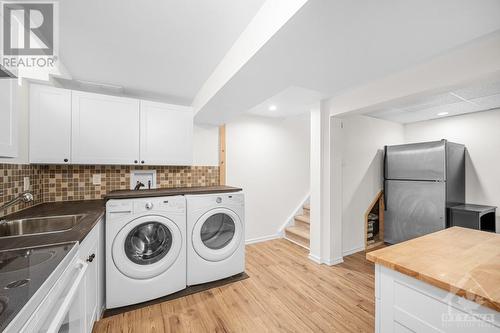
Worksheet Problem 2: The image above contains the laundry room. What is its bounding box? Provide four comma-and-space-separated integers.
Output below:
1, 1, 500, 332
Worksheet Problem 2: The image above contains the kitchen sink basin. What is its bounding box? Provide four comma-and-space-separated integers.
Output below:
0, 214, 86, 238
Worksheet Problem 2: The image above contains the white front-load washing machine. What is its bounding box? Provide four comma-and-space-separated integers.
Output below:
186, 191, 245, 286
106, 196, 186, 308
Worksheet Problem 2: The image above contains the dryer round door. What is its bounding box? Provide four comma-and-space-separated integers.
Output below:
192, 208, 243, 262
112, 215, 182, 279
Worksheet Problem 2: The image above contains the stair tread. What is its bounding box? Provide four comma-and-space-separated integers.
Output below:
303, 204, 310, 210
295, 214, 310, 224
285, 225, 310, 240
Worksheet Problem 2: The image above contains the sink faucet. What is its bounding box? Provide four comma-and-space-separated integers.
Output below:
0, 192, 34, 217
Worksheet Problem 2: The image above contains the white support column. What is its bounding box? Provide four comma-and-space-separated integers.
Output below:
330, 115, 343, 263
309, 105, 322, 262
309, 102, 343, 265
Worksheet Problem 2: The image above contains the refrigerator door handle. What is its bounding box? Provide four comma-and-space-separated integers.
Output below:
383, 145, 388, 211
383, 145, 388, 179
384, 179, 388, 211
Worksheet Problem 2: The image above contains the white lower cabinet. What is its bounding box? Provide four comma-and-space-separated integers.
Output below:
375, 264, 500, 333
79, 218, 104, 333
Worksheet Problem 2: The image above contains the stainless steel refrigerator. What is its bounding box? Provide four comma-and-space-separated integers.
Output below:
384, 140, 465, 244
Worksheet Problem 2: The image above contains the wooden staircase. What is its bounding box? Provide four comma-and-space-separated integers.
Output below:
284, 203, 310, 249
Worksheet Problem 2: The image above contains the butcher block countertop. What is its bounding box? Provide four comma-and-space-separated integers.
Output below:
105, 185, 242, 200
367, 227, 500, 312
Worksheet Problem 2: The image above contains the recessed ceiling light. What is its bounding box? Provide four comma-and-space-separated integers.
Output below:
268, 105, 277, 111
437, 112, 449, 116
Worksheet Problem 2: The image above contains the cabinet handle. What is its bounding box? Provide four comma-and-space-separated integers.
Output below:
64, 158, 68, 163
134, 160, 138, 164
86, 253, 96, 263
141, 160, 145, 164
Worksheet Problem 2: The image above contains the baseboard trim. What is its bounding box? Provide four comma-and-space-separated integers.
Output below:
307, 254, 344, 266
343, 246, 365, 256
308, 253, 322, 264
245, 233, 283, 245
323, 257, 344, 266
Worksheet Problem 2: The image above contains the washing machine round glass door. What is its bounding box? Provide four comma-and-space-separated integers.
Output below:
192, 208, 243, 262
112, 215, 182, 279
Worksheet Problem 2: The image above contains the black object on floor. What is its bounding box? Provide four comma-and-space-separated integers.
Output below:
103, 272, 249, 318
450, 204, 497, 232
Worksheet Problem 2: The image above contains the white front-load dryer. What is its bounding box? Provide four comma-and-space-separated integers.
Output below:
186, 192, 245, 286
106, 196, 186, 308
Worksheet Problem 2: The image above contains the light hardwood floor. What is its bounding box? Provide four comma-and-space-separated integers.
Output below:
94, 239, 375, 333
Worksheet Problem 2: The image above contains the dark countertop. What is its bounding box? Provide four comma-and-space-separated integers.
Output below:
105, 185, 242, 200
0, 200, 105, 251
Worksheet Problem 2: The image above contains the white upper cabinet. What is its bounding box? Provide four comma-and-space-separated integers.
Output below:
30, 84, 72, 164
139, 101, 193, 165
0, 79, 17, 157
28, 87, 195, 165
71, 91, 140, 165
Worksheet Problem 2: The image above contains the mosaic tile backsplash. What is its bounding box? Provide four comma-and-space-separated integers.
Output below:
0, 164, 43, 215
0, 164, 220, 215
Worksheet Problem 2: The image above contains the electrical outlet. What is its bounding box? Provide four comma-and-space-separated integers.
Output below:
23, 177, 30, 191
92, 174, 101, 185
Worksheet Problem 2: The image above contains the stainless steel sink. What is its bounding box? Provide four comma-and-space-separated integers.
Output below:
0, 214, 86, 238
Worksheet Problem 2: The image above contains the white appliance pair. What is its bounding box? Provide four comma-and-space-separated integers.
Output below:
105, 192, 245, 309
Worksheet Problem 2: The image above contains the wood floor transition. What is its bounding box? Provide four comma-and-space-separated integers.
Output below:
93, 239, 375, 333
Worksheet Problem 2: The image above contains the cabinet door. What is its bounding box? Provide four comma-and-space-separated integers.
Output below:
30, 84, 72, 163
0, 78, 17, 157
72, 91, 140, 165
79, 219, 102, 333
140, 101, 193, 165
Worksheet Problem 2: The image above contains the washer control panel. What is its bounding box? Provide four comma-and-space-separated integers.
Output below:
133, 196, 186, 213
106, 201, 134, 221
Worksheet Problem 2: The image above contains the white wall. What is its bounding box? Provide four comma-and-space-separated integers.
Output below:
226, 113, 310, 242
339, 115, 404, 254
192, 124, 219, 166
405, 109, 500, 225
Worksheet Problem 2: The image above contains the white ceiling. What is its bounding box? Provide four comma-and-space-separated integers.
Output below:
247, 86, 325, 118
365, 79, 500, 124
195, 0, 500, 123
57, 0, 266, 104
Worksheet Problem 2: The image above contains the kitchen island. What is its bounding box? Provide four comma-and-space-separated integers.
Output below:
367, 227, 500, 332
